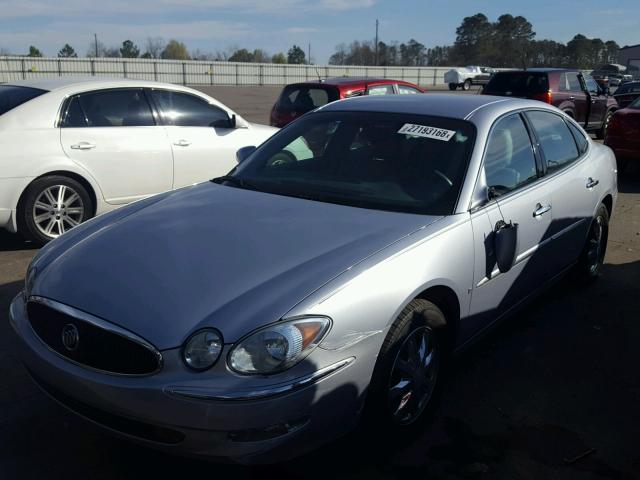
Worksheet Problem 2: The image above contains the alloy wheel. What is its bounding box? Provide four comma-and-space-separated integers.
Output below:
586, 215, 605, 275
32, 185, 85, 239
387, 326, 439, 425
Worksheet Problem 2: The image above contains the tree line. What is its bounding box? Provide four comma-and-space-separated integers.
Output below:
15, 38, 309, 65
8, 13, 621, 69
329, 13, 619, 69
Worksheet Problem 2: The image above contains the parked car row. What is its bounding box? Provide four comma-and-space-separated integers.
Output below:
0, 75, 627, 465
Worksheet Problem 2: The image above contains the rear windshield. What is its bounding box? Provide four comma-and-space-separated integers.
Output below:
277, 85, 340, 112
0, 85, 47, 116
485, 72, 549, 94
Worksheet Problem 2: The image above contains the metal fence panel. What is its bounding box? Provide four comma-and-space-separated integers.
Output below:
0, 56, 464, 87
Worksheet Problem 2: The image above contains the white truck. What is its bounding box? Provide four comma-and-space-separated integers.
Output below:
444, 66, 495, 91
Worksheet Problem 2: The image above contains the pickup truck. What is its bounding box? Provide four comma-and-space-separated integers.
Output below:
482, 68, 619, 139
445, 66, 495, 91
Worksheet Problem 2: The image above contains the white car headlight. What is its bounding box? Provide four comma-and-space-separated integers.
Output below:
228, 317, 331, 375
183, 329, 223, 371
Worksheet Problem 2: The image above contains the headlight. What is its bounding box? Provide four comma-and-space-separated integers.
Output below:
228, 317, 331, 375
182, 329, 223, 371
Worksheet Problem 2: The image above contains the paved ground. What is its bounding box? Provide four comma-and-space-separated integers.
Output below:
1, 87, 639, 479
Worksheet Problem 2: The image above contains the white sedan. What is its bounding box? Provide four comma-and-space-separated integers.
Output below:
0, 78, 278, 243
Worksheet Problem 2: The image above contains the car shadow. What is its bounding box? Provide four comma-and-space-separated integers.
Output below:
0, 230, 38, 252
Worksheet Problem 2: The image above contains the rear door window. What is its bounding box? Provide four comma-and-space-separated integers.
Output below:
64, 89, 155, 127
567, 121, 589, 155
526, 111, 579, 172
278, 86, 339, 112
366, 84, 395, 95
398, 85, 421, 95
559, 72, 582, 92
485, 72, 549, 94
0, 85, 47, 116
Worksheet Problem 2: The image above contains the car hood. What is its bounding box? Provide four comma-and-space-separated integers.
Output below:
30, 183, 440, 349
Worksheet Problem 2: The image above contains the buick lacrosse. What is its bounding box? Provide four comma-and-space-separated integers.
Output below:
10, 94, 617, 463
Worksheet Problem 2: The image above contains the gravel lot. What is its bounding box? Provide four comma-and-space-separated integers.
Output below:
1, 87, 639, 479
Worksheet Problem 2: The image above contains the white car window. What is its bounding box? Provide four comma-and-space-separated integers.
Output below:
62, 89, 155, 128
150, 90, 231, 128
398, 85, 421, 95
366, 85, 394, 96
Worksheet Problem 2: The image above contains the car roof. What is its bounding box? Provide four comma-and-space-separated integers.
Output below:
5, 76, 182, 92
289, 77, 413, 88
320, 93, 539, 119
494, 68, 574, 73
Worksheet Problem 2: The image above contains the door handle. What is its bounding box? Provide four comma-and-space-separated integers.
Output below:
173, 139, 191, 147
70, 142, 96, 150
533, 203, 552, 217
569, 96, 575, 100
586, 177, 599, 189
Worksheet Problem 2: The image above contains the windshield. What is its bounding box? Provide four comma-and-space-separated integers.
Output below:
0, 85, 47, 116
227, 111, 476, 215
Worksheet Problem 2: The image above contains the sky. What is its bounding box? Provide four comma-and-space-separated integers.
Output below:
0, 0, 637, 62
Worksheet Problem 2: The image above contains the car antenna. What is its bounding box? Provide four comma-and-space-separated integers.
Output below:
315, 66, 323, 83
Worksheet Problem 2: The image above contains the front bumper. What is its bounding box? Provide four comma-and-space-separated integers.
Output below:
9, 293, 370, 464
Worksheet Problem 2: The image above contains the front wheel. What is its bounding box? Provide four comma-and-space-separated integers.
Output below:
363, 299, 445, 433
462, 79, 472, 91
18, 175, 93, 244
596, 110, 613, 140
576, 204, 609, 281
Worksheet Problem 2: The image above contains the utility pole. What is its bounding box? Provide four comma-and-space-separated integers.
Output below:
374, 18, 379, 66
94, 33, 99, 57
308, 43, 311, 65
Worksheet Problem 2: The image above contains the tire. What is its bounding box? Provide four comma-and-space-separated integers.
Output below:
448, 83, 457, 91
18, 175, 93, 245
596, 110, 613, 140
266, 150, 296, 166
363, 299, 446, 436
576, 203, 609, 282
462, 79, 472, 91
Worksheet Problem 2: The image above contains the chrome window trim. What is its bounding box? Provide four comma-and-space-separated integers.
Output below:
164, 357, 355, 402
27, 295, 163, 377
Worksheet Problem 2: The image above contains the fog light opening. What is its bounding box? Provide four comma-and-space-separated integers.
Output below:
228, 416, 309, 443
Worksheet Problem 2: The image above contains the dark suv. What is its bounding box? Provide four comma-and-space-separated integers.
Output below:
482, 69, 618, 138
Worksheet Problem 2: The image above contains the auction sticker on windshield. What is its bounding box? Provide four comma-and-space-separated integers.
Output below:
398, 124, 456, 141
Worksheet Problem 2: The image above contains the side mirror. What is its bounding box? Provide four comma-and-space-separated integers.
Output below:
230, 114, 237, 129
493, 220, 518, 273
236, 146, 256, 164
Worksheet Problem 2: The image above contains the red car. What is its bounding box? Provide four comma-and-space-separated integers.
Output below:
605, 95, 640, 173
270, 77, 425, 127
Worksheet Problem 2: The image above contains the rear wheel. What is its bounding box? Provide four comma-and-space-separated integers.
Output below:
363, 299, 446, 434
18, 175, 93, 244
576, 203, 609, 281
462, 79, 472, 91
448, 83, 457, 91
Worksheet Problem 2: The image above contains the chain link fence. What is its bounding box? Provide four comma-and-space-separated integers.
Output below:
0, 56, 457, 86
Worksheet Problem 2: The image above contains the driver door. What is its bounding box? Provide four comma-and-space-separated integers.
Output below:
582, 74, 607, 130
149, 89, 249, 188
467, 113, 553, 337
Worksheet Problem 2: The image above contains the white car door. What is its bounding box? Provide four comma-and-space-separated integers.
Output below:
59, 88, 173, 204
149, 89, 258, 188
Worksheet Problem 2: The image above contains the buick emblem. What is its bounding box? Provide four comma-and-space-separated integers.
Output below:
61, 324, 80, 351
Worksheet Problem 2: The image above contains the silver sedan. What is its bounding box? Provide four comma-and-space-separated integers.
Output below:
9, 94, 617, 464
